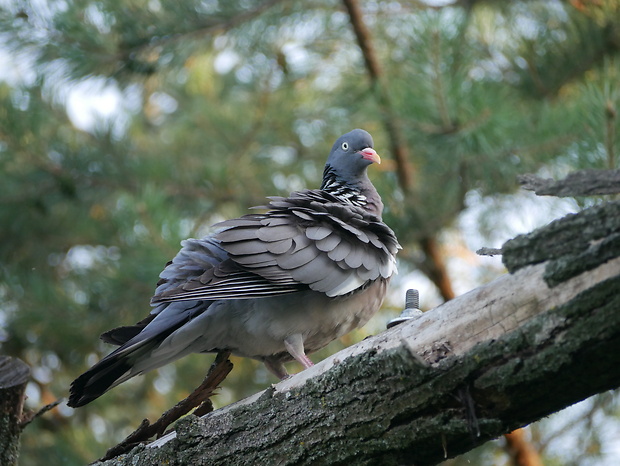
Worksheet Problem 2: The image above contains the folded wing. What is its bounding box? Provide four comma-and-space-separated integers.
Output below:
151, 190, 399, 304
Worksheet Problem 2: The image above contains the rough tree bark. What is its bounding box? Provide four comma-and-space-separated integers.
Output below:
518, 169, 620, 197
0, 356, 30, 466
96, 198, 620, 466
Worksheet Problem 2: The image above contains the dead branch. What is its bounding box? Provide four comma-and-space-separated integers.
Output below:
99, 351, 233, 462
519, 169, 620, 196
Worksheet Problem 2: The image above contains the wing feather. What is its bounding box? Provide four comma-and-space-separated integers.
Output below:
305, 225, 332, 241
276, 244, 318, 270
152, 189, 400, 304
327, 239, 352, 262
257, 224, 299, 242
266, 238, 294, 254
315, 233, 341, 252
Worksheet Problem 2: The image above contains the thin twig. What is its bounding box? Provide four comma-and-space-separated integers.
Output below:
19, 398, 63, 428
99, 351, 233, 462
126, 0, 285, 58
476, 247, 503, 256
455, 384, 480, 439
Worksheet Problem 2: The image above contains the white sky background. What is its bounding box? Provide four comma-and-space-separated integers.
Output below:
66, 79, 125, 132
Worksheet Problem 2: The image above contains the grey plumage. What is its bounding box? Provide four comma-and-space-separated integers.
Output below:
68, 129, 400, 408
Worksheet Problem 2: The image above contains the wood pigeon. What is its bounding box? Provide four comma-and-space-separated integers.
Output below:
68, 129, 400, 407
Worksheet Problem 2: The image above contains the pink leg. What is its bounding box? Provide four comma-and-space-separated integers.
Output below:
284, 334, 314, 369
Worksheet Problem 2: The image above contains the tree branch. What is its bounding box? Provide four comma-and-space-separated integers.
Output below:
342, 0, 413, 193
0, 356, 30, 466
519, 169, 620, 197
99, 351, 233, 462
419, 236, 456, 300
343, 0, 457, 301
19, 398, 62, 428
504, 429, 543, 466
95, 200, 620, 466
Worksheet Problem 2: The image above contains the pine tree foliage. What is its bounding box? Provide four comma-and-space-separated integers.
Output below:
0, 0, 618, 464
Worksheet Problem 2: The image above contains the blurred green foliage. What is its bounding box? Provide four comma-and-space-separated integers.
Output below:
0, 0, 618, 464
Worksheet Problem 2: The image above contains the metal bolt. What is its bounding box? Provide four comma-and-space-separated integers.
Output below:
387, 289, 423, 329
405, 288, 419, 309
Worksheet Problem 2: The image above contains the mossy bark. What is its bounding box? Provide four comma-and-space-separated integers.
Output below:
98, 200, 620, 466
0, 356, 30, 466
518, 169, 620, 197
98, 275, 620, 465
502, 200, 620, 280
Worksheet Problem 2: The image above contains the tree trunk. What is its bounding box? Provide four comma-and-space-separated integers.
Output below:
0, 356, 30, 466
96, 200, 620, 466
419, 236, 456, 300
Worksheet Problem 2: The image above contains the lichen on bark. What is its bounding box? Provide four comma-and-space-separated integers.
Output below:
502, 201, 620, 280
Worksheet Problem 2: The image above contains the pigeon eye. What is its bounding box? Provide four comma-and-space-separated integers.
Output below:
341, 142, 349, 151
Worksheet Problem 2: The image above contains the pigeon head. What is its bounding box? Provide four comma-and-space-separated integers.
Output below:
321, 129, 384, 217
325, 129, 381, 180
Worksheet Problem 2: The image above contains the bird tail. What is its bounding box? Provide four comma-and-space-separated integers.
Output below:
68, 337, 160, 408
68, 305, 197, 408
